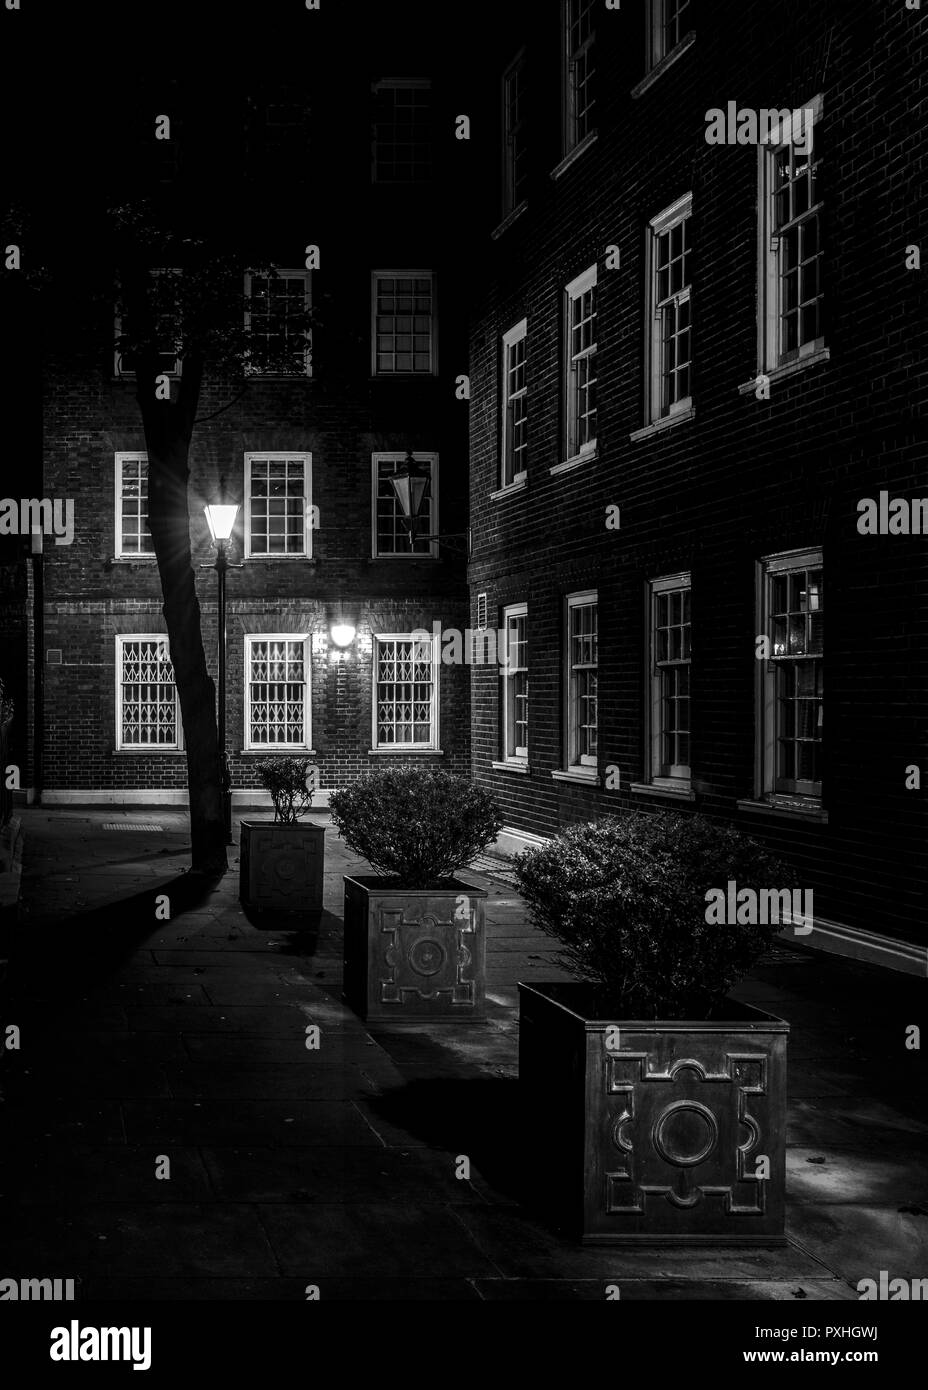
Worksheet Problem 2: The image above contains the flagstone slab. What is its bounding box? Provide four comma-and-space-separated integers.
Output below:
2, 1145, 215, 1203
788, 1147, 928, 1206
474, 1278, 858, 1301
163, 1063, 382, 1101
127, 1005, 311, 1035
788, 1098, 928, 1148
78, 1276, 482, 1300
123, 1098, 384, 1147
257, 1202, 501, 1278
785, 1204, 928, 1284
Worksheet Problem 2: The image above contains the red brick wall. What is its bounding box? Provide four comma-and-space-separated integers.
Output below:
466, 0, 927, 942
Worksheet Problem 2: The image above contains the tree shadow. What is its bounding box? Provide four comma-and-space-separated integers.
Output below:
1, 871, 226, 1004
237, 902, 328, 958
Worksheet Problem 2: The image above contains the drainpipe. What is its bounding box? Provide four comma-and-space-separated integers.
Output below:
31, 527, 44, 806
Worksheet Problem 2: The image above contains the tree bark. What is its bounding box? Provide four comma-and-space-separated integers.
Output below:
132, 327, 227, 875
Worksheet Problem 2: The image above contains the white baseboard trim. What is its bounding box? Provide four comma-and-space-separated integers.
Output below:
492, 825, 551, 858
778, 915, 926, 978
39, 788, 334, 809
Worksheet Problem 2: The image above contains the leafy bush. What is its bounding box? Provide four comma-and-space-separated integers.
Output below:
329, 768, 503, 888
256, 756, 315, 824
514, 812, 799, 1018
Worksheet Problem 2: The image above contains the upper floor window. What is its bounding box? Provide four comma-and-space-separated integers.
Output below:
564, 266, 597, 462
114, 268, 181, 378
501, 319, 528, 488
372, 80, 432, 183
757, 549, 823, 805
502, 53, 528, 215
647, 0, 693, 70
115, 453, 154, 558
648, 573, 691, 788
244, 270, 312, 377
244, 453, 313, 559
373, 634, 438, 750
563, 0, 596, 153
758, 98, 824, 374
646, 195, 692, 423
116, 635, 181, 750
566, 592, 598, 774
372, 271, 436, 376
372, 453, 438, 558
245, 634, 312, 750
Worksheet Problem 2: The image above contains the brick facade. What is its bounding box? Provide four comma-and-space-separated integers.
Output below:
465, 0, 927, 944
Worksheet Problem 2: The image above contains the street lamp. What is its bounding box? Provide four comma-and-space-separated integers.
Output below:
388, 452, 469, 553
203, 480, 240, 845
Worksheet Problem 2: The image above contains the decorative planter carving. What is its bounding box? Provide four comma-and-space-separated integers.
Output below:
239, 819, 326, 913
518, 981, 788, 1245
343, 874, 487, 1022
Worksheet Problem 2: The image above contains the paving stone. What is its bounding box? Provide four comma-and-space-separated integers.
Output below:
474, 1278, 859, 1301
257, 1203, 501, 1278
200, 1145, 496, 1205
788, 1147, 928, 1207
785, 1205, 928, 1283
163, 1063, 381, 1101
127, 1005, 312, 1035
123, 1098, 384, 1147
1, 1145, 215, 1203
788, 1098, 928, 1148
78, 1276, 481, 1300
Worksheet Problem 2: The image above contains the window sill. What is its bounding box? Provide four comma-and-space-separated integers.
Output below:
738, 347, 830, 395
737, 797, 829, 824
367, 748, 444, 756
491, 760, 531, 774
110, 555, 157, 564
243, 373, 313, 381
551, 768, 600, 787
244, 555, 316, 563
631, 32, 696, 99
629, 405, 695, 442
550, 131, 598, 180
490, 475, 528, 501
368, 554, 439, 563
550, 448, 597, 476
629, 781, 696, 802
491, 201, 528, 240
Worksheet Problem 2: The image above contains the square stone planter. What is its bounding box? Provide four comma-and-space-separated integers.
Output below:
518, 981, 789, 1245
239, 819, 326, 913
343, 874, 487, 1022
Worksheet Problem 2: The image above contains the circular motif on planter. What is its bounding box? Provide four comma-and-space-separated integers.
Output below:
652, 1101, 719, 1168
408, 938, 446, 977
273, 855, 298, 882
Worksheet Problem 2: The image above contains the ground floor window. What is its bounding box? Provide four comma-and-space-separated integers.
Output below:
373, 633, 438, 748
648, 572, 691, 787
758, 549, 823, 804
116, 635, 180, 749
244, 634, 311, 749
565, 591, 598, 773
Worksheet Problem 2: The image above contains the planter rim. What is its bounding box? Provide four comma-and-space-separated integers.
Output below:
239, 819, 327, 829
518, 979, 789, 1030
344, 872, 487, 896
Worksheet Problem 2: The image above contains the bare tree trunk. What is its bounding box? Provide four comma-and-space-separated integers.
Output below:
134, 341, 227, 875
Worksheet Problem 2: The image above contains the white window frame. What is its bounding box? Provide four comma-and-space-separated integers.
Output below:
647, 572, 691, 789
501, 319, 528, 489
114, 268, 182, 379
372, 632, 440, 751
756, 95, 825, 378
371, 270, 438, 377
371, 78, 433, 184
115, 634, 182, 752
563, 266, 598, 465
371, 453, 439, 559
501, 603, 528, 764
244, 453, 313, 560
114, 452, 154, 559
563, 0, 596, 155
564, 590, 598, 776
502, 51, 527, 216
243, 633, 312, 752
243, 269, 312, 378
645, 194, 693, 425
755, 548, 824, 807
646, 0, 694, 71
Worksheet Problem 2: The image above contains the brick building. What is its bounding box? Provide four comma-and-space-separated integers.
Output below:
465, 0, 927, 960
23, 15, 475, 809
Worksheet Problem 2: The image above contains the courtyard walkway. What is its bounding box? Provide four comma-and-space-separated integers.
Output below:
0, 808, 925, 1300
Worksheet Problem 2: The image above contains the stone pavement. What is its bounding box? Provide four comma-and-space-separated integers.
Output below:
0, 808, 925, 1301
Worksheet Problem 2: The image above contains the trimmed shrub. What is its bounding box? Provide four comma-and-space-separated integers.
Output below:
256, 756, 315, 825
514, 812, 800, 1018
329, 768, 503, 887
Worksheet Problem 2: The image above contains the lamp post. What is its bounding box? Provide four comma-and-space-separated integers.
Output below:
203, 483, 240, 845
388, 452, 469, 553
